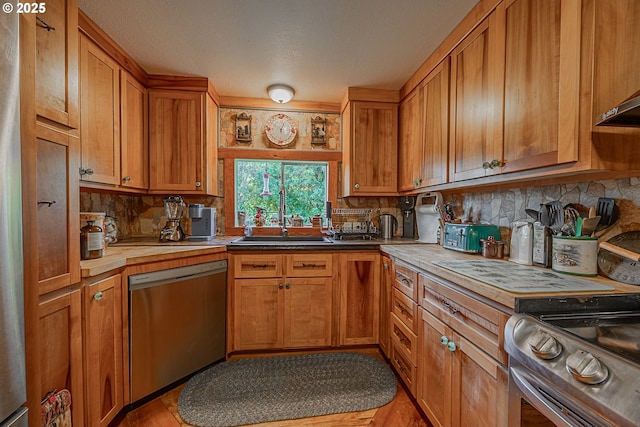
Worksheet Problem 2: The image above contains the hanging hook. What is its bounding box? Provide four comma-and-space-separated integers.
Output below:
36, 17, 55, 31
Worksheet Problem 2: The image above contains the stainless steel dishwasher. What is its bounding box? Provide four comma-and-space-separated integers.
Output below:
129, 260, 227, 402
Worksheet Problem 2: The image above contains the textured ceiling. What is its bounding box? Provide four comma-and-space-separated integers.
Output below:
77, 0, 478, 103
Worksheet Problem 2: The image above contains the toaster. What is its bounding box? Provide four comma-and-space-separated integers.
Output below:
442, 223, 501, 253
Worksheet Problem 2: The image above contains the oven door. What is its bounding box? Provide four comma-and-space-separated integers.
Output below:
508, 362, 616, 427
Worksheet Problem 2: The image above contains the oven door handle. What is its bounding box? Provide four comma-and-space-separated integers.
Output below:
511, 368, 581, 427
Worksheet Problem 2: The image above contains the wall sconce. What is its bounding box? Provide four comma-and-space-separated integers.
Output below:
267, 84, 295, 103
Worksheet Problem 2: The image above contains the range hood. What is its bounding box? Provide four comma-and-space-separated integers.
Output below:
596, 90, 640, 127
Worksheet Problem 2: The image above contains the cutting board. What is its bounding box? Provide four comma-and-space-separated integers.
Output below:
433, 260, 614, 293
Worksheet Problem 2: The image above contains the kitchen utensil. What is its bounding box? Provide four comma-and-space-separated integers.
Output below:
539, 203, 551, 226
588, 205, 597, 218
598, 231, 640, 285
480, 236, 504, 259
561, 206, 580, 236
580, 216, 600, 237
546, 201, 564, 233
525, 208, 539, 221
574, 217, 583, 237
510, 221, 533, 265
379, 213, 398, 239
595, 197, 619, 231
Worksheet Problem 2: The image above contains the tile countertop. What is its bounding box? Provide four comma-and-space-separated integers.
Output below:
380, 244, 640, 311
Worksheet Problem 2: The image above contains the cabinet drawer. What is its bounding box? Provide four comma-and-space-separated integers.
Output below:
393, 261, 419, 300
420, 273, 509, 365
233, 254, 283, 278
391, 288, 418, 332
285, 254, 333, 277
390, 341, 417, 397
390, 312, 418, 365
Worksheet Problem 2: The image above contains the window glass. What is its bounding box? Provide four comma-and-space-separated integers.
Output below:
235, 159, 328, 227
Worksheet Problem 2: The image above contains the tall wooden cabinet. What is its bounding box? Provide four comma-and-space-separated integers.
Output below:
148, 89, 218, 195
120, 71, 149, 190
35, 0, 78, 129
341, 89, 398, 196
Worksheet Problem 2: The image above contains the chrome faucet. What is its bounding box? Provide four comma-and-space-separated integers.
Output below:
279, 183, 287, 237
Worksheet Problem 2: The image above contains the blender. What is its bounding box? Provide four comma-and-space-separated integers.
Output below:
159, 196, 186, 242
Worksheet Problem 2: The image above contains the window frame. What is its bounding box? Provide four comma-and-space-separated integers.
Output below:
220, 147, 341, 235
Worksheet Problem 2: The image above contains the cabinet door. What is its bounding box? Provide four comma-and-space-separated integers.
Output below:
501, 0, 580, 173
339, 253, 380, 345
449, 11, 504, 182
233, 279, 283, 350
120, 71, 148, 190
450, 333, 508, 427
417, 308, 451, 427
398, 88, 422, 192
149, 90, 205, 193
35, 0, 78, 128
379, 256, 392, 358
79, 34, 120, 185
346, 102, 398, 196
419, 58, 450, 187
83, 274, 123, 427
284, 277, 332, 348
36, 123, 80, 295
38, 289, 84, 426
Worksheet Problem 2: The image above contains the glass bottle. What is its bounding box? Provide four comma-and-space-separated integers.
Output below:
80, 220, 104, 260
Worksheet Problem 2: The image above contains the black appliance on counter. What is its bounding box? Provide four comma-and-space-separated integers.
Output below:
505, 295, 640, 426
399, 196, 416, 238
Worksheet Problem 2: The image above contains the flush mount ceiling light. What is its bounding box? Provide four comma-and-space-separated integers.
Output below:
267, 84, 295, 104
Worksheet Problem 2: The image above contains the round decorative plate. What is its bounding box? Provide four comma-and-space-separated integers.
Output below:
265, 114, 297, 146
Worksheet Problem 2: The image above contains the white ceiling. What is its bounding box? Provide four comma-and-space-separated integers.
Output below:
77, 0, 478, 103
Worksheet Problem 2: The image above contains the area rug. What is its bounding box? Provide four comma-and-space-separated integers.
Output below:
177, 352, 397, 427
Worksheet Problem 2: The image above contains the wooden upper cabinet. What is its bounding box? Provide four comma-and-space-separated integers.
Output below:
120, 71, 149, 190
36, 123, 80, 295
342, 99, 398, 196
79, 34, 120, 186
449, 11, 504, 182
589, 0, 640, 167
398, 88, 422, 192
148, 89, 218, 195
418, 59, 450, 188
35, 0, 79, 129
501, 0, 581, 173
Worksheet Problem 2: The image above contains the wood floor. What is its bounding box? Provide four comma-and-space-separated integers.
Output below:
111, 350, 431, 427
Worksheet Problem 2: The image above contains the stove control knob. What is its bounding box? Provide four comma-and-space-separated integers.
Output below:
566, 350, 609, 385
528, 331, 562, 360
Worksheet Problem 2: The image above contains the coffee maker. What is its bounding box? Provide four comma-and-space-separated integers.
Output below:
400, 196, 416, 238
159, 196, 186, 242
188, 204, 216, 241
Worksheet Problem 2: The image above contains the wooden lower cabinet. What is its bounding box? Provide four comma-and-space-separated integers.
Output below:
417, 308, 508, 427
379, 256, 392, 357
339, 252, 380, 345
83, 274, 124, 427
38, 289, 85, 427
231, 253, 333, 352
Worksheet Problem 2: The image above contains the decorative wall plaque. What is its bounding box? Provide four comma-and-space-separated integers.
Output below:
311, 116, 326, 145
235, 112, 252, 142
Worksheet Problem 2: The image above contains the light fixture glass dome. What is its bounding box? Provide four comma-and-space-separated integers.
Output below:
267, 84, 295, 103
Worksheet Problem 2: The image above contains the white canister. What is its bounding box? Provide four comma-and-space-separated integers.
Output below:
552, 236, 598, 276
509, 221, 533, 265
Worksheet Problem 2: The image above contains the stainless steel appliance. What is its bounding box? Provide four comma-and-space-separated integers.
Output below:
159, 196, 186, 242
399, 196, 416, 238
379, 213, 398, 239
505, 295, 640, 427
188, 204, 216, 241
0, 10, 29, 427
128, 260, 227, 402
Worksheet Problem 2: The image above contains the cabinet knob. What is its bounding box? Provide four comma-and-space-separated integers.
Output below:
383, 263, 389, 269
195, 181, 202, 187
285, 283, 290, 289
440, 336, 449, 345
122, 176, 131, 183
447, 341, 457, 352
354, 183, 360, 190
278, 283, 283, 289
413, 178, 422, 186
482, 159, 505, 170
79, 167, 94, 176
93, 291, 103, 301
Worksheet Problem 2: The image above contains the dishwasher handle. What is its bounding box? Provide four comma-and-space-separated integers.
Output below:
129, 260, 227, 291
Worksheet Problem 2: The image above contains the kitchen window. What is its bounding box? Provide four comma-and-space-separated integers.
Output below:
234, 159, 328, 227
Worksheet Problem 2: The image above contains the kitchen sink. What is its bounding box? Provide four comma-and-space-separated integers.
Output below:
230, 235, 333, 244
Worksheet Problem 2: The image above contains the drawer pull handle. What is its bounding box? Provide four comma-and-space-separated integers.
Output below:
441, 299, 460, 315
93, 291, 103, 301
251, 263, 269, 268
37, 200, 56, 207
394, 357, 409, 376
301, 263, 318, 268
396, 304, 409, 316
447, 341, 457, 352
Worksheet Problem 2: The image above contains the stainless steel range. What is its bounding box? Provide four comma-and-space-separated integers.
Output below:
504, 295, 640, 427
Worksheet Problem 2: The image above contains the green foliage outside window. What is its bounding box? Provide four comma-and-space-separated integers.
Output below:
235, 159, 328, 226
